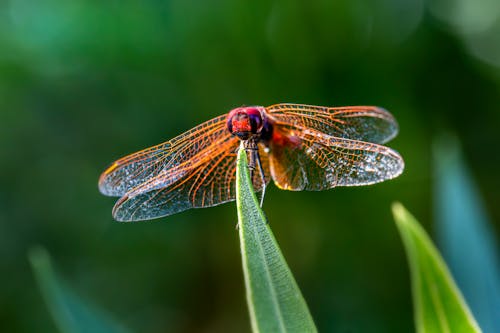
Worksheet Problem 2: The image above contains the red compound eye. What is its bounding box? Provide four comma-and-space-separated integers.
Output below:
245, 107, 263, 133
226, 107, 264, 140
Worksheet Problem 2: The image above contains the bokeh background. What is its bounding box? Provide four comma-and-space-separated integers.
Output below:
1, 0, 500, 332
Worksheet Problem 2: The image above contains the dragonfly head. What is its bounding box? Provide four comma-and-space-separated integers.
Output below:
227, 106, 265, 141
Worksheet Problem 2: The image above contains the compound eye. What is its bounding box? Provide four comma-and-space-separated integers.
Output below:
246, 109, 263, 134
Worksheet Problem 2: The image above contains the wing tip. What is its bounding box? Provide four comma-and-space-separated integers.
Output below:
104, 161, 119, 175
373, 106, 399, 143
388, 148, 405, 180
112, 195, 164, 222
112, 194, 173, 222
112, 195, 130, 222
98, 162, 120, 196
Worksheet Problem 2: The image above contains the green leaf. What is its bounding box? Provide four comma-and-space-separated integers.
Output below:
391, 202, 482, 333
29, 247, 132, 333
235, 147, 317, 333
433, 134, 500, 332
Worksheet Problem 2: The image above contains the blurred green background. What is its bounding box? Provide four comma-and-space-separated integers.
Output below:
1, 0, 500, 332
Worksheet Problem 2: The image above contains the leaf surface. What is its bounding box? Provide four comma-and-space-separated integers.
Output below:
236, 147, 317, 333
392, 203, 482, 333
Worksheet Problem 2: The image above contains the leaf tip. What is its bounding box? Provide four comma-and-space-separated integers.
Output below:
28, 246, 51, 271
391, 201, 406, 224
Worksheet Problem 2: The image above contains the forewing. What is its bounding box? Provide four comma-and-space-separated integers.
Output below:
112, 143, 270, 221
269, 128, 403, 191
99, 115, 229, 197
267, 103, 398, 144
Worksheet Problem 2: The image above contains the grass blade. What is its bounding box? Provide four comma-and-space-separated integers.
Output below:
236, 147, 317, 333
29, 246, 131, 333
433, 135, 500, 332
392, 202, 482, 333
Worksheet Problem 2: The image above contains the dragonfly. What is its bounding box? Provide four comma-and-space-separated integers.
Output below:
99, 104, 404, 221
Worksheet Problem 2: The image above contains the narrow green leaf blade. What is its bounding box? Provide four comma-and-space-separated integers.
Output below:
392, 202, 482, 333
236, 147, 317, 333
433, 135, 500, 332
29, 247, 131, 333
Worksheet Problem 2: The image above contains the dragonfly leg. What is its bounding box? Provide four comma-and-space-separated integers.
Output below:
255, 151, 266, 207
239, 140, 268, 226
244, 139, 267, 207
244, 139, 258, 182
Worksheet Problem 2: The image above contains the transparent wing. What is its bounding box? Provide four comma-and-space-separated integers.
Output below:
112, 143, 270, 221
98, 115, 229, 197
269, 127, 404, 191
266, 103, 399, 144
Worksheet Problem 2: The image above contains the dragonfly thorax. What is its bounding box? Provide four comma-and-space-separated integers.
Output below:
227, 106, 266, 141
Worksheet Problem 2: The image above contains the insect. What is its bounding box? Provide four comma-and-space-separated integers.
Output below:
99, 104, 404, 221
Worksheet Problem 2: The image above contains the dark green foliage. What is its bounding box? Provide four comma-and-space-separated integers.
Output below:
1, 1, 500, 332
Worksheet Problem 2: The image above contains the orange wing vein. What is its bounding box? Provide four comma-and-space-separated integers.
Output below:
267, 103, 398, 144
112, 142, 270, 221
99, 115, 229, 197
98, 113, 271, 221
268, 127, 404, 191
266, 104, 404, 190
